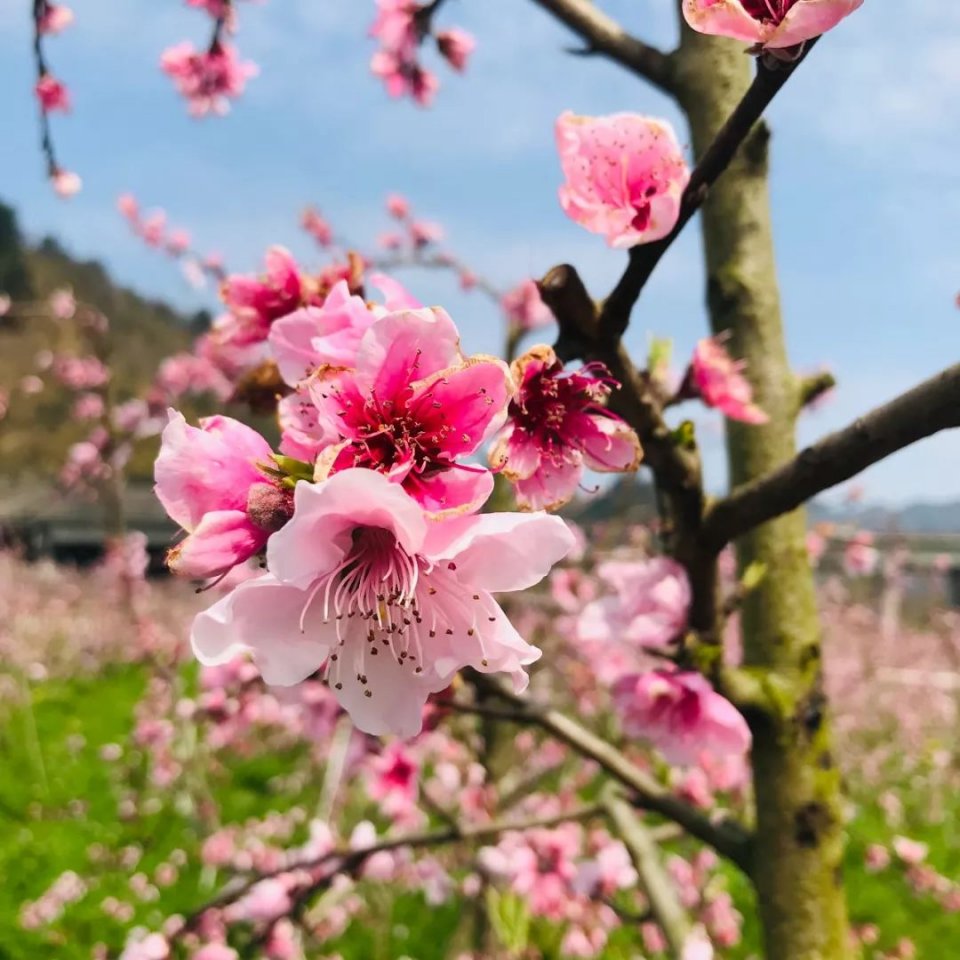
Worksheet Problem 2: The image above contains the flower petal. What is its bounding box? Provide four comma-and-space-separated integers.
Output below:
423, 511, 575, 593
267, 470, 427, 587
191, 573, 334, 685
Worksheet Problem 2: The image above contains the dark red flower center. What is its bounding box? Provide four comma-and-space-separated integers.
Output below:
741, 0, 797, 24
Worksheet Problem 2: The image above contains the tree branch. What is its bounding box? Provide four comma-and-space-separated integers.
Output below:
525, 0, 675, 91
602, 785, 692, 957
598, 40, 818, 344
702, 363, 960, 550
470, 676, 752, 870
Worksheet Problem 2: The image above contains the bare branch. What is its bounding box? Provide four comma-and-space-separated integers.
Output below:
470, 676, 752, 870
603, 785, 692, 956
702, 363, 960, 550
526, 0, 675, 91
598, 41, 818, 344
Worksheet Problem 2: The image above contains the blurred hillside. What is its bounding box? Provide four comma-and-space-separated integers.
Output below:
0, 201, 210, 481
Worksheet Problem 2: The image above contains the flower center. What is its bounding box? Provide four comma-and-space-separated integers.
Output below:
299, 526, 495, 700
741, 0, 795, 24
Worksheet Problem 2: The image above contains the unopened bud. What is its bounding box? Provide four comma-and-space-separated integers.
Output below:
247, 482, 294, 532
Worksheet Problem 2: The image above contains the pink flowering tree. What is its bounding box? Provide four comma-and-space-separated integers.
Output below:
15, 2, 960, 959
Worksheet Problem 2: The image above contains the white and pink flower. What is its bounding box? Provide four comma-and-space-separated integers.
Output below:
190, 469, 574, 736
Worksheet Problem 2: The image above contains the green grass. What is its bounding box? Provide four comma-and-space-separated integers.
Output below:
2, 669, 959, 958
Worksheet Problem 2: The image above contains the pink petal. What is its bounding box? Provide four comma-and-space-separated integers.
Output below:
423, 511, 575, 593
169, 510, 266, 579
513, 457, 584, 512
154, 410, 272, 530
191, 573, 335, 684
266, 470, 427, 588
681, 0, 765, 43
405, 464, 494, 517
413, 356, 512, 457
489, 424, 542, 481
354, 308, 461, 399
368, 272, 423, 310
579, 414, 642, 473
768, 0, 863, 47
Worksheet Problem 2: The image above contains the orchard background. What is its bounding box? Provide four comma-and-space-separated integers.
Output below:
1, 2, 959, 959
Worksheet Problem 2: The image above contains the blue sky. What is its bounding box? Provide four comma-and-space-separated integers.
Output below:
1, 0, 957, 504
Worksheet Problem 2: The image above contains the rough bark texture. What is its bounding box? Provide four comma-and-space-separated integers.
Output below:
673, 28, 852, 960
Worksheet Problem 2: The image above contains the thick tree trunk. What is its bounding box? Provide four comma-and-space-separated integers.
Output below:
673, 28, 852, 960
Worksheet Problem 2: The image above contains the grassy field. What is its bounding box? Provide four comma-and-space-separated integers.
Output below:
2, 663, 960, 959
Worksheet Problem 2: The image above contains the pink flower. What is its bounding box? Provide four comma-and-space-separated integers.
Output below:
864, 843, 890, 872
0, 294, 10, 317
368, 741, 420, 817
501, 280, 553, 333
36, 73, 71, 112
186, 0, 233, 17
166, 229, 192, 255
892, 836, 928, 866
556, 111, 689, 248
220, 246, 313, 346
190, 469, 574, 736
193, 945, 238, 960
436, 28, 475, 72
843, 532, 878, 577
386, 193, 411, 219
371, 54, 439, 107
578, 556, 691, 649
308, 308, 512, 517
117, 193, 139, 222
51, 168, 81, 197
119, 933, 168, 960
160, 41, 258, 117
37, 3, 75, 34
138, 211, 166, 248
689, 335, 768, 424
369, 0, 418, 56
378, 231, 404, 250
682, 0, 863, 50
409, 220, 444, 248
154, 411, 289, 579
72, 392, 105, 421
301, 206, 334, 247
50, 287, 76, 319
490, 345, 642, 511
268, 280, 377, 386
278, 389, 335, 462
612, 671, 751, 765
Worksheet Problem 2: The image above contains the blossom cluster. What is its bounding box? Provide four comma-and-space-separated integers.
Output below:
155, 280, 598, 736
369, 1, 476, 106
160, 0, 259, 116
